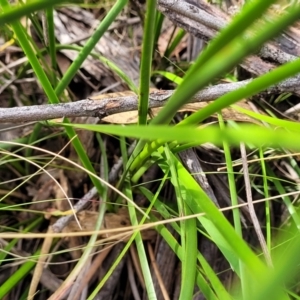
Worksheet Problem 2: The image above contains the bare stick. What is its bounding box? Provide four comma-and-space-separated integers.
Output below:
0, 77, 299, 124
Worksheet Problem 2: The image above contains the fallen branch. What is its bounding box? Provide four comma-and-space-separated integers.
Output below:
0, 77, 299, 123
157, 0, 300, 76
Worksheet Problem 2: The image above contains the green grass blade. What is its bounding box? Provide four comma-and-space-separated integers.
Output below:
122, 140, 157, 299
267, 165, 300, 229
0, 217, 43, 265
164, 146, 197, 300
169, 156, 243, 273
140, 187, 232, 300
197, 251, 233, 300
138, 0, 156, 125
0, 0, 70, 26
154, 10, 164, 49
218, 114, 246, 294
164, 28, 186, 59
179, 206, 197, 300
126, 185, 157, 300
45, 8, 57, 85
0, 249, 42, 299
54, 0, 128, 97
245, 229, 300, 300
231, 105, 300, 130
259, 147, 272, 252
55, 44, 137, 92
218, 115, 242, 235
152, 70, 182, 85
187, 0, 276, 75
58, 123, 300, 151
155, 222, 221, 300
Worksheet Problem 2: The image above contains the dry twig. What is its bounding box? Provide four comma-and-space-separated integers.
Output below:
0, 77, 300, 123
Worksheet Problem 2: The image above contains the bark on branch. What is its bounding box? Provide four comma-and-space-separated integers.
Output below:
0, 77, 299, 123
157, 0, 300, 76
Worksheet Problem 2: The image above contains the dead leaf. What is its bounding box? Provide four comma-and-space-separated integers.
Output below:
65, 208, 157, 241
103, 100, 264, 124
